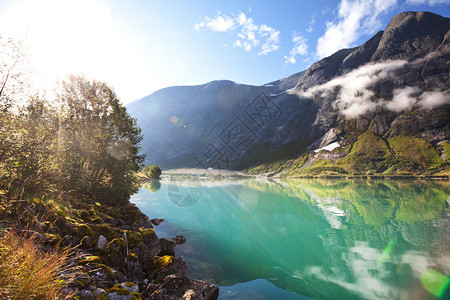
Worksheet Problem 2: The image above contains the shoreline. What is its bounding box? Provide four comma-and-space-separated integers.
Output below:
160, 168, 449, 180
0, 193, 219, 299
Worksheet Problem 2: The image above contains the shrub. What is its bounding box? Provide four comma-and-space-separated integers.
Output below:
0, 229, 74, 299
143, 164, 162, 180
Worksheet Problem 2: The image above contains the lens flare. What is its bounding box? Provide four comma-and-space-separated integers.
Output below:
377, 239, 395, 265
420, 269, 450, 298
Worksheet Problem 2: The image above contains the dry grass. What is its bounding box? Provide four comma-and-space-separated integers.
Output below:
0, 229, 75, 299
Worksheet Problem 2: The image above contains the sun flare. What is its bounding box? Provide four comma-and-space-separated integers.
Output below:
0, 0, 153, 102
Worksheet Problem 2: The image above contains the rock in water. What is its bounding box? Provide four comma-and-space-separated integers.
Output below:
151, 218, 164, 226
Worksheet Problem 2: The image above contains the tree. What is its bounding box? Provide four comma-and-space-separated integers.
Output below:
0, 37, 56, 196
56, 75, 145, 203
143, 164, 162, 180
0, 36, 145, 203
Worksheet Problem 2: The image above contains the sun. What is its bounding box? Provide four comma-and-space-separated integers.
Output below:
0, 0, 145, 99
0, 0, 115, 86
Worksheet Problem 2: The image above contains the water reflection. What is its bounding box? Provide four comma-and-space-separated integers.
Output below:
142, 180, 161, 193
131, 179, 450, 300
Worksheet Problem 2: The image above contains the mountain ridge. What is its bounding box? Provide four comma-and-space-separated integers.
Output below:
127, 11, 449, 176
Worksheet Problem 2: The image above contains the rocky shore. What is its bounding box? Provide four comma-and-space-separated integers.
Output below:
3, 194, 219, 300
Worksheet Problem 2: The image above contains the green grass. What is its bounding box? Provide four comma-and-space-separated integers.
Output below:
337, 131, 395, 174
244, 159, 292, 175
243, 132, 448, 178
298, 166, 348, 176
389, 136, 444, 170
313, 159, 335, 167
439, 141, 450, 162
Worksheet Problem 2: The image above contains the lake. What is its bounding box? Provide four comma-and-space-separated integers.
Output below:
130, 178, 450, 300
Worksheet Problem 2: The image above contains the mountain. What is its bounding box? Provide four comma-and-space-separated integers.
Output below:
127, 11, 450, 176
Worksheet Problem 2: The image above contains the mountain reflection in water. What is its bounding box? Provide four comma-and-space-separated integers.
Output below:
131, 179, 450, 300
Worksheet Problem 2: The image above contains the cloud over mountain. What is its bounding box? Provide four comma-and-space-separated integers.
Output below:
130, 11, 450, 170
297, 59, 450, 118
298, 60, 407, 117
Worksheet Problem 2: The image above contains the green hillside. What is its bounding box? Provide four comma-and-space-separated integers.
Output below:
245, 131, 449, 178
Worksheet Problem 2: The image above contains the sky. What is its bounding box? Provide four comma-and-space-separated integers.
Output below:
0, 0, 449, 104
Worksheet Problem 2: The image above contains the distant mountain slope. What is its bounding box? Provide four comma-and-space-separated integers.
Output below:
127, 11, 449, 176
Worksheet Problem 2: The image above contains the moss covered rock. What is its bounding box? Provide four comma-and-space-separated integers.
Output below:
92, 224, 123, 241
106, 283, 142, 299
75, 224, 95, 240
125, 231, 143, 249
90, 263, 127, 284
143, 275, 219, 300
106, 238, 126, 268
389, 136, 445, 170
149, 255, 187, 282
77, 255, 103, 265
337, 131, 395, 174
136, 227, 161, 266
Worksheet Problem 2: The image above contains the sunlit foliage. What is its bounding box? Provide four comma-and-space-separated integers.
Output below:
0, 38, 145, 204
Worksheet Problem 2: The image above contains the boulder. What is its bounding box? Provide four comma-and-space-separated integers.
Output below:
106, 238, 126, 269
150, 218, 164, 226
143, 275, 219, 300
98, 234, 108, 250
149, 255, 187, 283
158, 238, 175, 256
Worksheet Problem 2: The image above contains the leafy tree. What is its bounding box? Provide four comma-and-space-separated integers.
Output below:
56, 75, 145, 203
143, 164, 162, 179
0, 37, 145, 203
0, 37, 56, 196
5, 97, 58, 195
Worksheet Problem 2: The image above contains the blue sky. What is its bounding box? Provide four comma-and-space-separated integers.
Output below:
0, 0, 449, 104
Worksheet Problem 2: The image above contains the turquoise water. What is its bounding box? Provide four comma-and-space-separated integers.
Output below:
131, 179, 450, 300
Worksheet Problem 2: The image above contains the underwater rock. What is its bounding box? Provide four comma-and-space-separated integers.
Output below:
172, 235, 186, 245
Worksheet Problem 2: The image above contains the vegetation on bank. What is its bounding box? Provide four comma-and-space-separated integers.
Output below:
0, 229, 74, 299
136, 164, 162, 181
0, 38, 145, 297
245, 131, 450, 178
0, 74, 144, 204
0, 38, 220, 300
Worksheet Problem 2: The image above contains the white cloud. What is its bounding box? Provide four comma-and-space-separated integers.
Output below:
195, 11, 280, 55
386, 86, 420, 112
418, 90, 450, 109
258, 24, 280, 55
296, 60, 450, 117
306, 13, 316, 33
297, 60, 408, 118
195, 11, 236, 32
406, 0, 450, 4
386, 87, 450, 111
316, 0, 397, 59
284, 34, 308, 64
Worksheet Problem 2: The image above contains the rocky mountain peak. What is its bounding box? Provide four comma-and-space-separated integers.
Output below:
128, 11, 449, 171
372, 11, 450, 61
